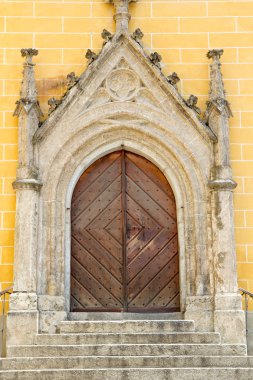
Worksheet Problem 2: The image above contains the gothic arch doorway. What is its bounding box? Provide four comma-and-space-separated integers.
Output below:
70, 150, 180, 312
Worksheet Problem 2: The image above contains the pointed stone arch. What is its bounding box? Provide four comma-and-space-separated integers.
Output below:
8, 1, 245, 347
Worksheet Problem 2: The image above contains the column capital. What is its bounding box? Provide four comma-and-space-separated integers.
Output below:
13, 178, 43, 191
105, 0, 138, 32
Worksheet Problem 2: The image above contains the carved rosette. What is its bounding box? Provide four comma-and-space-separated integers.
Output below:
106, 68, 140, 101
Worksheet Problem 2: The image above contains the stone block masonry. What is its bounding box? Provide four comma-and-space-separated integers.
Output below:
0, 0, 253, 319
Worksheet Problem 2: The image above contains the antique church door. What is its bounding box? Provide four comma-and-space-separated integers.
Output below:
71, 151, 180, 312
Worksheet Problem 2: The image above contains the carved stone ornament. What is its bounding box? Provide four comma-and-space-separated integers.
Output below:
167, 72, 180, 88
208, 178, 237, 191
48, 97, 62, 115
21, 48, 39, 61
206, 48, 233, 119
66, 72, 79, 91
85, 49, 98, 65
13, 48, 43, 118
206, 98, 233, 118
106, 68, 140, 101
206, 49, 224, 60
186, 95, 201, 115
150, 52, 162, 68
13, 99, 43, 117
13, 178, 43, 191
101, 29, 113, 46
132, 28, 144, 44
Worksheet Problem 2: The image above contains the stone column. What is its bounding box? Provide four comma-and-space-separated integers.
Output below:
7, 49, 43, 346
206, 49, 246, 345
105, 0, 138, 32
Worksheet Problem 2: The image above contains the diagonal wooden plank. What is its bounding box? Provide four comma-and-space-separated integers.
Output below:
86, 195, 123, 261
127, 229, 178, 281
126, 156, 177, 219
72, 256, 123, 307
127, 235, 178, 302
72, 175, 122, 223
126, 177, 177, 228
71, 277, 103, 309
72, 237, 123, 301
71, 295, 85, 311
72, 158, 121, 219
128, 254, 179, 308
166, 292, 180, 309
126, 213, 143, 243
126, 195, 163, 263
148, 273, 180, 308
126, 152, 175, 200
105, 212, 123, 244
72, 229, 123, 279
72, 152, 121, 202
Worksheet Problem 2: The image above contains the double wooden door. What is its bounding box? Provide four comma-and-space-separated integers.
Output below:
71, 151, 180, 312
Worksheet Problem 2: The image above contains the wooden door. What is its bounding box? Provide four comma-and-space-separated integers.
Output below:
71, 151, 180, 312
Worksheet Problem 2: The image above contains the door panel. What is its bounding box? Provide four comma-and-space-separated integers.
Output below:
71, 150, 180, 312
71, 152, 123, 310
125, 152, 179, 312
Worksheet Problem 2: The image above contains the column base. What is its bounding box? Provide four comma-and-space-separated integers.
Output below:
214, 310, 246, 345
214, 293, 246, 345
185, 295, 214, 332
7, 310, 38, 346
38, 295, 67, 333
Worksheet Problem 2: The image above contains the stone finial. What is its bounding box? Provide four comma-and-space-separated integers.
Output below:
167, 72, 180, 88
206, 48, 232, 119
20, 48, 38, 102
206, 49, 224, 60
13, 48, 43, 117
48, 97, 62, 115
150, 52, 162, 69
85, 49, 98, 65
186, 95, 201, 115
66, 72, 79, 90
105, 0, 138, 32
101, 29, 113, 45
132, 28, 144, 44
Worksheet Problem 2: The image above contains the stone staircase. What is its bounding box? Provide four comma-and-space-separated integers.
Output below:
0, 315, 252, 379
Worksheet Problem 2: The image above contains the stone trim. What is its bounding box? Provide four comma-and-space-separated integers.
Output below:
9, 0, 245, 346
208, 179, 237, 191
13, 178, 43, 191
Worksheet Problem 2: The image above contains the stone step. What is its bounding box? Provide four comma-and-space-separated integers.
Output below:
1, 355, 253, 371
68, 312, 183, 321
59, 320, 195, 334
0, 368, 253, 380
7, 343, 246, 358
36, 332, 221, 345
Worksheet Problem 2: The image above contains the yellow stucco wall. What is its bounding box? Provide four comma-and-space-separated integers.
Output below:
0, 0, 253, 311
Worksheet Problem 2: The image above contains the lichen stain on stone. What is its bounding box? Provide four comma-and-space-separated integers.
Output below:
214, 192, 224, 230
36, 77, 66, 95
214, 251, 226, 285
217, 251, 226, 267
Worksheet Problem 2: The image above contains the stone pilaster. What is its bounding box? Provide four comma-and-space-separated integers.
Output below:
206, 49, 246, 345
7, 49, 43, 345
105, 0, 138, 32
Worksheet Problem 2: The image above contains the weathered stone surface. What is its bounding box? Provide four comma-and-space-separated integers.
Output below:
39, 312, 67, 334
2, 368, 253, 380
6, 311, 38, 346
9, 0, 245, 352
